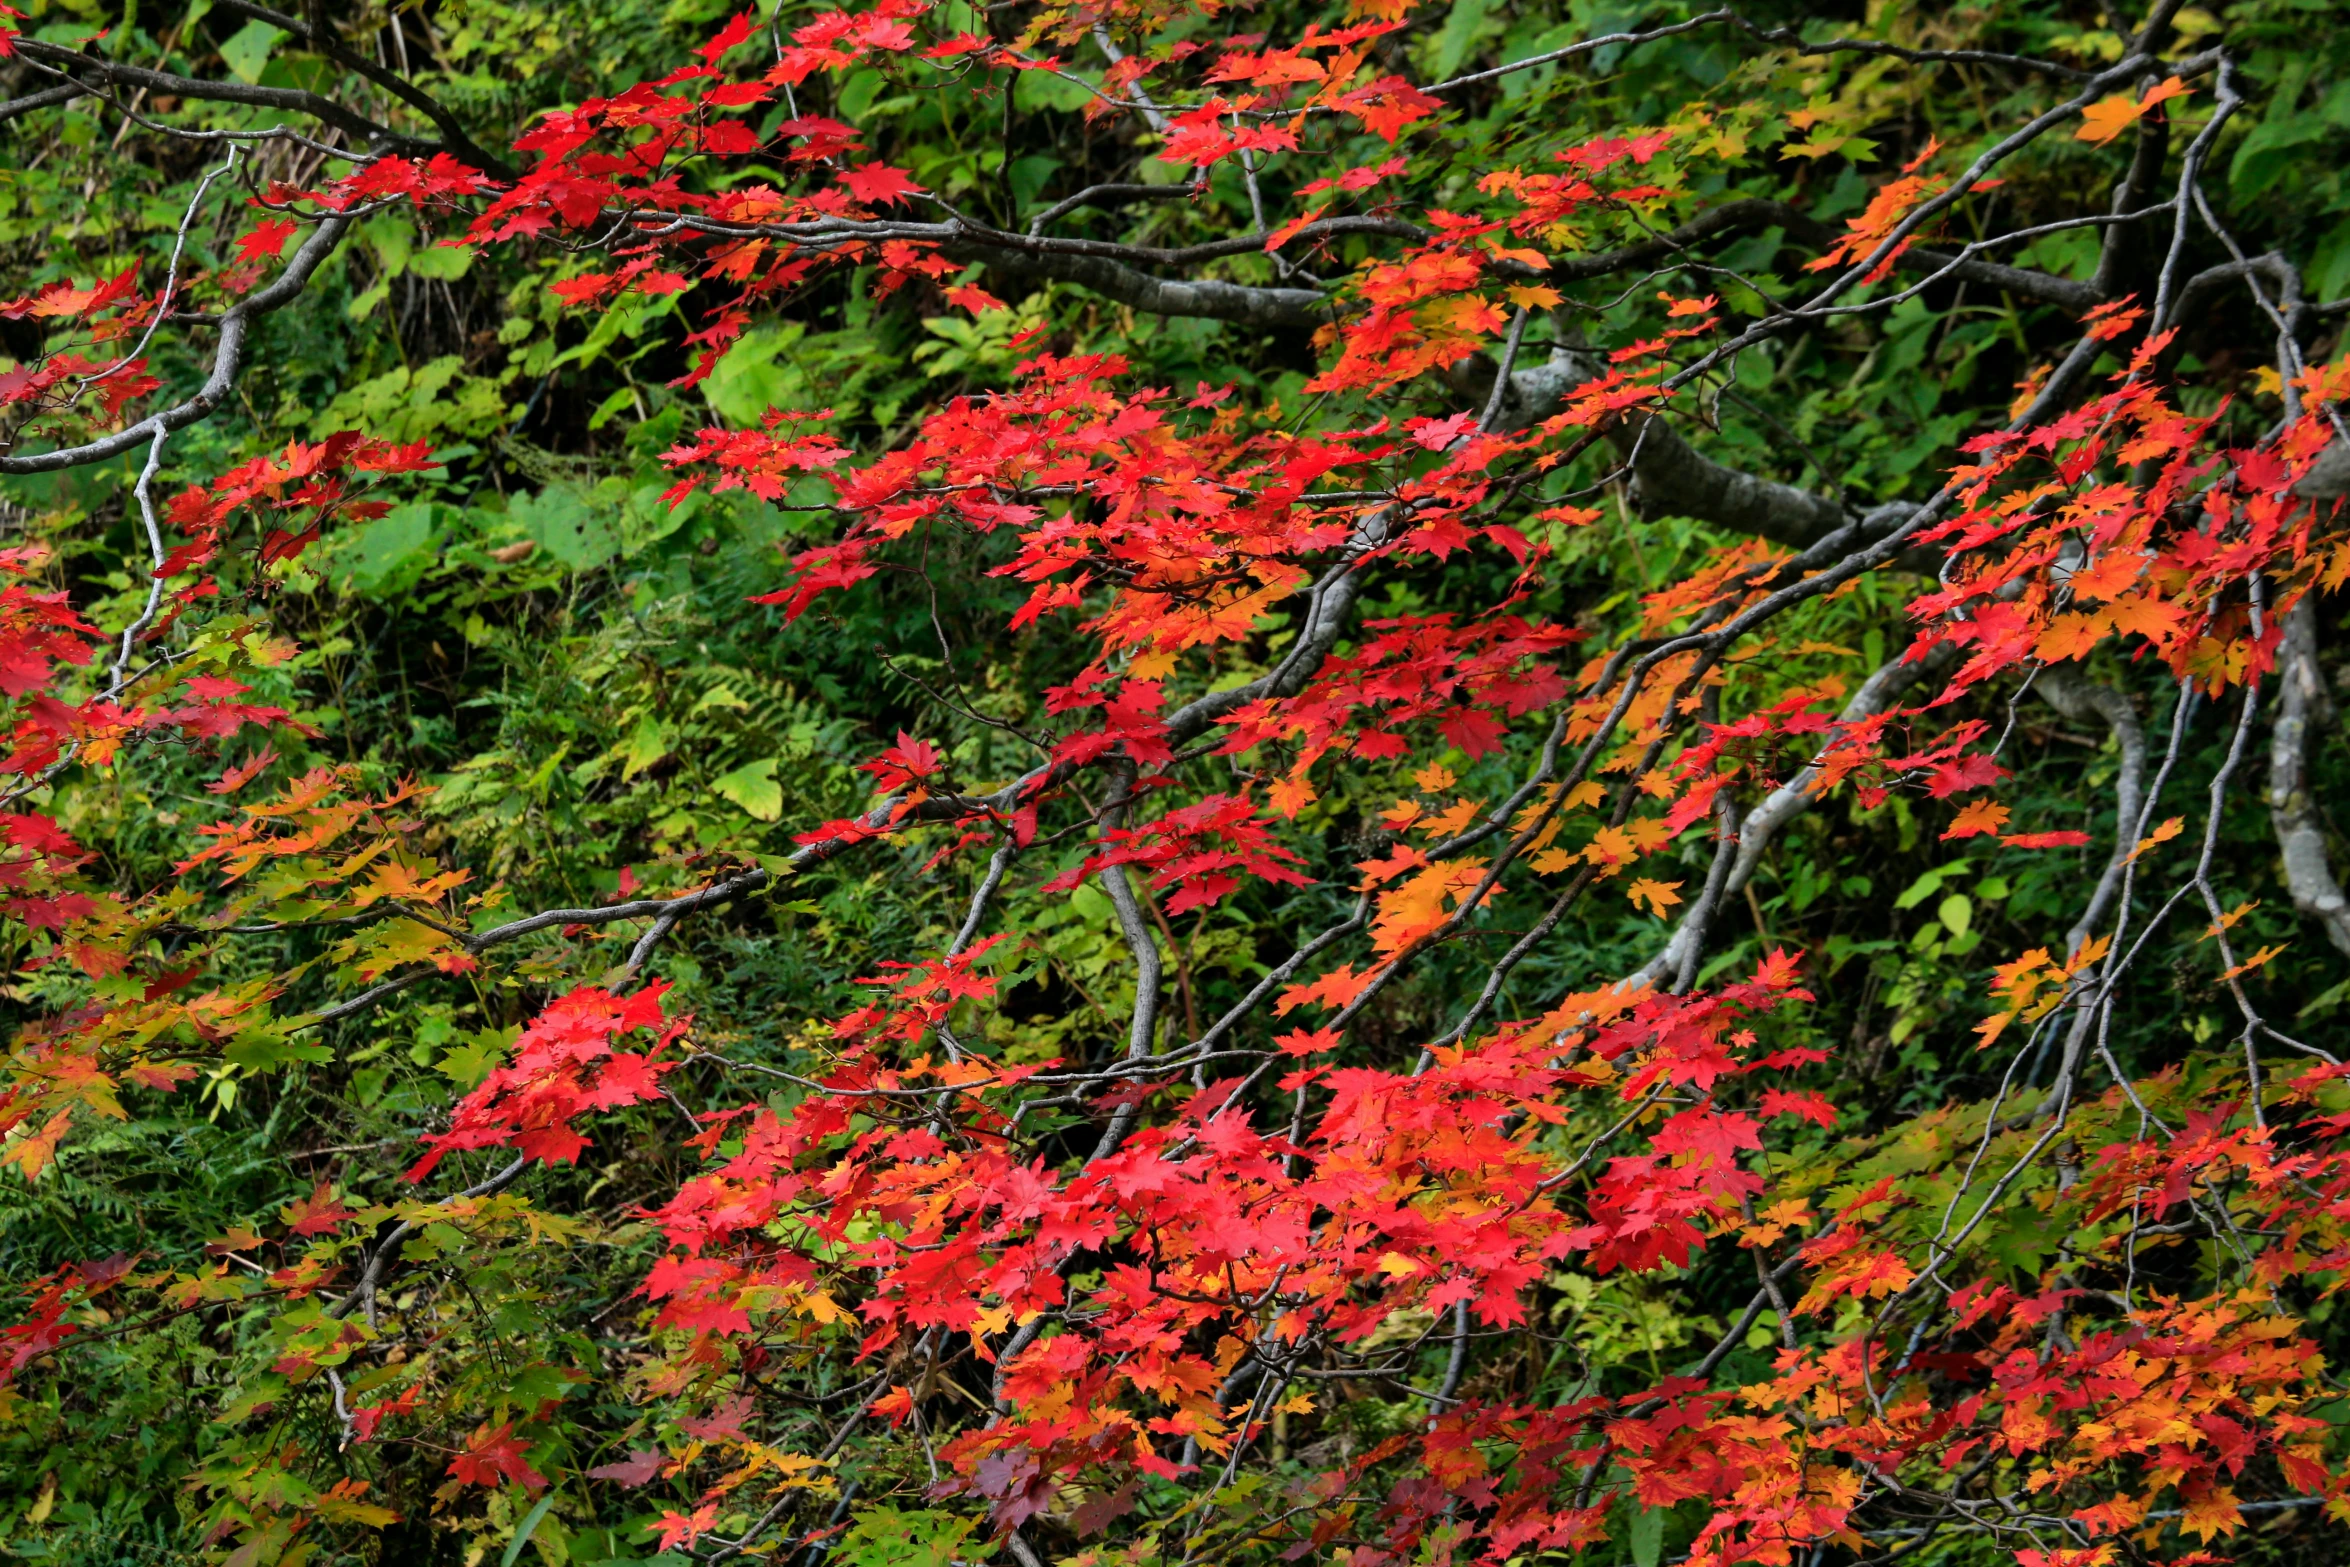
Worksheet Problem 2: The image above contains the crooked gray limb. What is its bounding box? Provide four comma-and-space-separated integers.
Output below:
2267, 602, 2350, 956
2035, 666, 2150, 959
1492, 345, 1936, 570
960, 242, 1332, 328
1631, 643, 1947, 988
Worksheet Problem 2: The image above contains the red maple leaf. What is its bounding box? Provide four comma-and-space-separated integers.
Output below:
838, 163, 923, 206
446, 1422, 547, 1491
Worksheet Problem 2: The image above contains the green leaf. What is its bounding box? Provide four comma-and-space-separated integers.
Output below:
219, 20, 287, 84
712, 757, 782, 821
621, 713, 669, 779
345, 280, 391, 321
1013, 68, 1096, 113
836, 1507, 994, 1567
1628, 1503, 1664, 1567
1893, 862, 1967, 911
1937, 894, 1973, 938
437, 1026, 518, 1089
2312, 215, 2350, 304
2229, 113, 2332, 200
225, 1026, 331, 1071
404, 243, 475, 281
1429, 0, 1488, 82
344, 503, 437, 592
510, 485, 618, 572
691, 683, 752, 714
704, 324, 809, 427
502, 1490, 559, 1567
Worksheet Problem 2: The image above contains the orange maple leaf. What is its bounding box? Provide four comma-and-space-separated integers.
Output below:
2076, 76, 2189, 145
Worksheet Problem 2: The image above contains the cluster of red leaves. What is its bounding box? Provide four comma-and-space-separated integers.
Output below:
163, 431, 437, 590
1913, 332, 2350, 698
606, 954, 1825, 1549
1040, 791, 1311, 913
408, 983, 688, 1179
0, 264, 161, 430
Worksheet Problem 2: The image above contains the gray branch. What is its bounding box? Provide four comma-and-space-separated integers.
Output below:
2267, 600, 2350, 956
2036, 666, 2149, 959
1631, 642, 1946, 988
214, 0, 516, 178
17, 39, 430, 156
958, 242, 1332, 328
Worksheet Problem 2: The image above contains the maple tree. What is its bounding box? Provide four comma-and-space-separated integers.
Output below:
3, 0, 2350, 1564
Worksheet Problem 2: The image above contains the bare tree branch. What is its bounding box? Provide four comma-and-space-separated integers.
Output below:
2267, 602, 2350, 957
16, 39, 430, 156
214, 0, 517, 178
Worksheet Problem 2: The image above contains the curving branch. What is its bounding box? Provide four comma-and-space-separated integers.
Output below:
0, 82, 84, 123
959, 240, 1332, 328
1554, 196, 2100, 312
15, 39, 430, 156
1631, 641, 1948, 988
1490, 343, 1939, 570
214, 0, 517, 179
2036, 666, 2150, 959
2267, 602, 2350, 957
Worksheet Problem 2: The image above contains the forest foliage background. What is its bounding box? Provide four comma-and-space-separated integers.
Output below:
2, 0, 2350, 1563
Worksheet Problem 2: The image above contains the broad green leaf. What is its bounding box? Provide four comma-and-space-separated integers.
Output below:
404, 244, 474, 281
219, 20, 287, 83
712, 757, 782, 821
510, 486, 619, 571
621, 713, 668, 779
1629, 1503, 1665, 1567
1937, 893, 1974, 938
1429, 0, 1488, 81
502, 1491, 559, 1567
344, 503, 437, 592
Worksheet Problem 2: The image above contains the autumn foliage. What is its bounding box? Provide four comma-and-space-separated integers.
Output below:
1, 1, 2349, 1565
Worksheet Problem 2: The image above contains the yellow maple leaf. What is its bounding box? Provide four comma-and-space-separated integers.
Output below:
339, 918, 472, 981
2033, 610, 2109, 662
0, 1109, 72, 1182
1370, 860, 1488, 954
1418, 796, 1482, 837
2123, 815, 2184, 866
2066, 547, 2147, 602
1583, 824, 1636, 868
2200, 899, 2259, 943
1626, 877, 1683, 916
2219, 943, 2286, 983
1740, 1197, 1813, 1247
2106, 592, 2185, 642
2180, 1483, 2242, 1544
